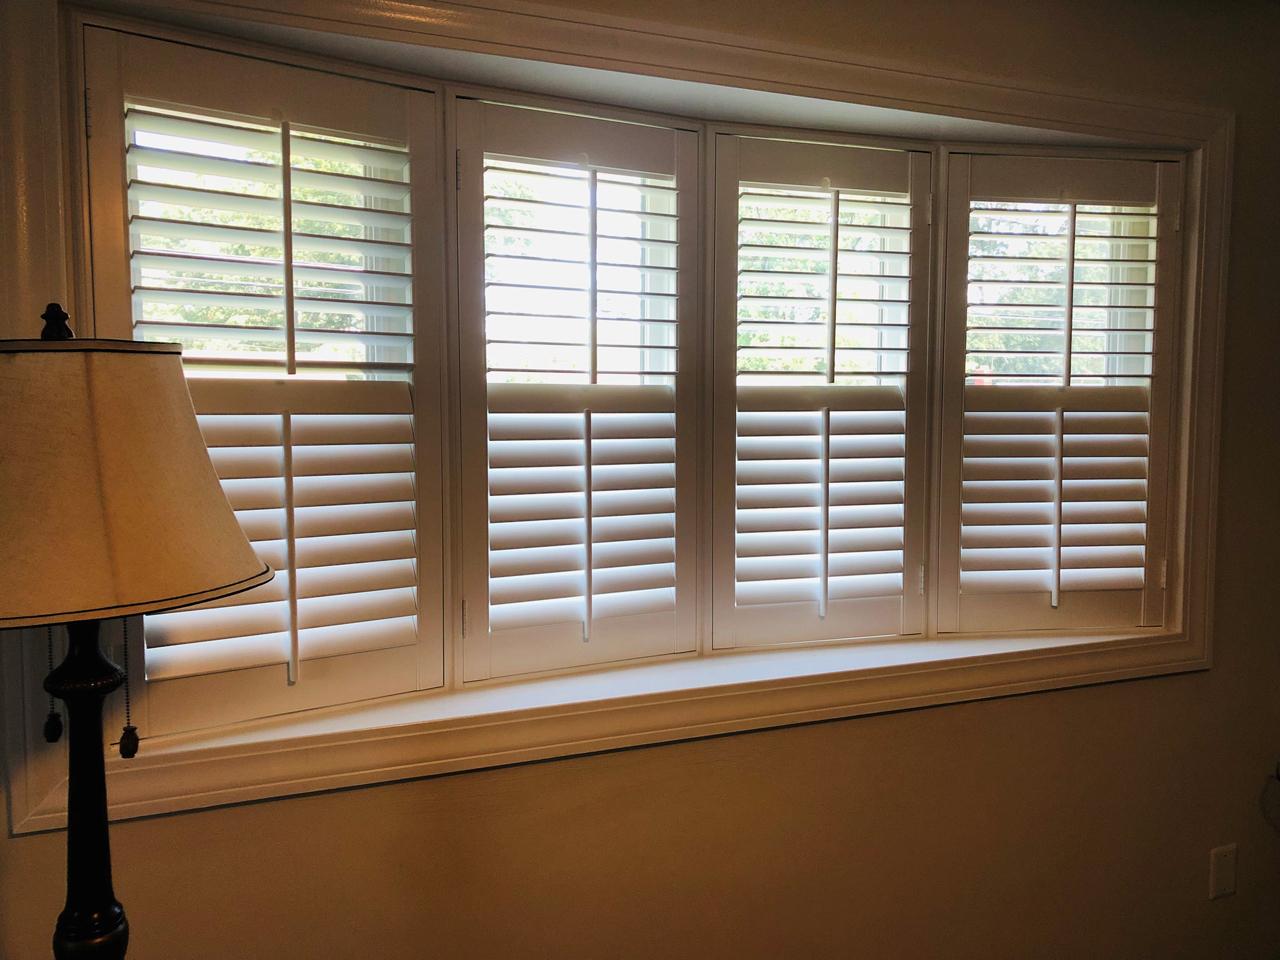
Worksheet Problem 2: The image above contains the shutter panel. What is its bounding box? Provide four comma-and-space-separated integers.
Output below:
939, 155, 1179, 632
713, 136, 929, 648
142, 378, 420, 677
126, 105, 414, 378
101, 77, 438, 732
458, 103, 696, 680
486, 384, 677, 642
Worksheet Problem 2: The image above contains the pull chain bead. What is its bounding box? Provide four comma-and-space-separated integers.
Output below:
118, 618, 139, 759
42, 625, 63, 744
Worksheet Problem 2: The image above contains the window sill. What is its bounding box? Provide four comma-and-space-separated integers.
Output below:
11, 627, 1205, 833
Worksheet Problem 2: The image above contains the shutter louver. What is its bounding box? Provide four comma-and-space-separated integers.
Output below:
126, 106, 414, 379
125, 103, 423, 699
144, 386, 419, 681
944, 169, 1171, 632
720, 167, 923, 646
486, 384, 677, 643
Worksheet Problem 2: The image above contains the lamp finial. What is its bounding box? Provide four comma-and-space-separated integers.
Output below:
40, 302, 74, 341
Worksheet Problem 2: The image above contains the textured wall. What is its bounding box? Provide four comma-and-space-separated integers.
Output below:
3, 1, 1279, 957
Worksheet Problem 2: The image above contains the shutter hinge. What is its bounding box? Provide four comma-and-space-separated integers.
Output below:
455, 149, 461, 192
927, 192, 933, 225
918, 563, 926, 595
1160, 559, 1168, 590
461, 599, 468, 637
83, 88, 92, 139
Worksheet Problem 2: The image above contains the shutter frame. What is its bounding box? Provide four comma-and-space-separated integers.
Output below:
457, 100, 698, 681
937, 152, 1182, 634
712, 134, 930, 649
84, 29, 447, 734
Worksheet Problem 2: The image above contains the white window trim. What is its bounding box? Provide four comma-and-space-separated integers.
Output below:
8, 626, 1201, 831
0, 4, 1230, 833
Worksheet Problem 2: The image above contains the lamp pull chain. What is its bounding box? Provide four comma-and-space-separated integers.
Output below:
119, 618, 139, 759
42, 626, 63, 743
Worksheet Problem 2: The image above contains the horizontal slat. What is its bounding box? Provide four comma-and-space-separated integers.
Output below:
292, 444, 415, 476
490, 491, 585, 523
295, 558, 417, 600
299, 616, 418, 661
593, 587, 675, 620
1061, 545, 1144, 569
188, 377, 412, 415
490, 595, 585, 631
292, 232, 412, 261
220, 476, 286, 510
291, 415, 413, 445
127, 108, 279, 152
593, 537, 676, 569
130, 215, 283, 248
208, 446, 285, 479
488, 382, 675, 414
145, 632, 289, 682
297, 586, 417, 630
293, 472, 415, 507
491, 569, 585, 606
490, 544, 587, 579
964, 384, 1149, 412
132, 250, 284, 281
295, 530, 416, 568
294, 501, 414, 538
1060, 568, 1144, 591
129, 181, 280, 220
289, 134, 410, 172
291, 166, 411, 203
127, 145, 280, 187
292, 199, 412, 231
145, 600, 289, 647
132, 285, 283, 312
738, 384, 905, 412
490, 517, 586, 551
594, 513, 675, 542
592, 562, 675, 595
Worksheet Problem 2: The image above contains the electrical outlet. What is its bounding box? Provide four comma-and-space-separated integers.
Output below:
1209, 843, 1237, 899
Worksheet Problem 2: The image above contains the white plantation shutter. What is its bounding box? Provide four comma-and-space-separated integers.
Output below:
85, 29, 443, 733
713, 136, 930, 647
124, 106, 415, 375
145, 386, 418, 677
458, 101, 697, 680
938, 154, 1181, 632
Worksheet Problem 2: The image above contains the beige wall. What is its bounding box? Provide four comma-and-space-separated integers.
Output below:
4, 1, 1280, 957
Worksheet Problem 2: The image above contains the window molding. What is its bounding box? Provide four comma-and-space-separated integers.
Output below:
9, 625, 1203, 832
77, 0, 1227, 145
0, 4, 1231, 834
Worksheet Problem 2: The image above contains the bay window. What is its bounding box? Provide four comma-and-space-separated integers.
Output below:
11, 17, 1211, 810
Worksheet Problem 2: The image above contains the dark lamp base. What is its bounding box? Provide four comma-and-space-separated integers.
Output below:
54, 907, 128, 959
44, 619, 130, 959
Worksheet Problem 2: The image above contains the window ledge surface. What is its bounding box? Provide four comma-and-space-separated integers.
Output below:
12, 628, 1205, 833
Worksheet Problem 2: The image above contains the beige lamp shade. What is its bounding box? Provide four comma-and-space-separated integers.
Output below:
0, 339, 273, 628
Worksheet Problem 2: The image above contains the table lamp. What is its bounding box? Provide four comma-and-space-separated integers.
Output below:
0, 306, 273, 959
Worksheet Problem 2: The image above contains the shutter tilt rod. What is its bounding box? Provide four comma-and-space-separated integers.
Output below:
818, 406, 831, 620
1052, 405, 1064, 609
284, 413, 300, 682
583, 407, 593, 642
